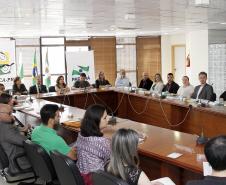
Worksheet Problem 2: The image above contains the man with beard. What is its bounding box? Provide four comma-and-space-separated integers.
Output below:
31, 104, 76, 160
0, 104, 31, 174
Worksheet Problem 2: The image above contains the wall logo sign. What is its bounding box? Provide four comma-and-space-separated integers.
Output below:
72, 65, 90, 81
0, 51, 14, 75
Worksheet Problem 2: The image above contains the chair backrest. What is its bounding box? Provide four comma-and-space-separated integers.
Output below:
0, 144, 9, 170
23, 140, 57, 182
211, 92, 217, 101
220, 91, 226, 101
92, 170, 129, 185
50, 151, 84, 185
49, 86, 56, 92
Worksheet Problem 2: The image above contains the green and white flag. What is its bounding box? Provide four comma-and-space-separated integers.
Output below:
18, 52, 24, 80
44, 49, 51, 88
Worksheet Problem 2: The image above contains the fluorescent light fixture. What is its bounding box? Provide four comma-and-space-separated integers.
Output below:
195, 0, 210, 5
24, 22, 31, 25
220, 22, 226, 25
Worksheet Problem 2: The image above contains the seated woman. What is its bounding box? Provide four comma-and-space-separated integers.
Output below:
12, 77, 28, 95
150, 73, 164, 95
75, 104, 111, 184
107, 128, 161, 185
95, 71, 110, 88
55, 75, 70, 94
177, 76, 194, 98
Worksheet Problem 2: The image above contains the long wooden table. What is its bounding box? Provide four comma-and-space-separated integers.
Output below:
38, 88, 226, 137
15, 98, 204, 185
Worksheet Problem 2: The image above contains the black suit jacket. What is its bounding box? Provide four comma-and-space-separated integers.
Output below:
29, 84, 48, 94
186, 176, 226, 185
162, 81, 179, 94
12, 84, 28, 95
138, 78, 153, 90
95, 79, 110, 88
191, 84, 213, 101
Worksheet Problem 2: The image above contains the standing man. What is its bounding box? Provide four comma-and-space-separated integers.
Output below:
29, 75, 47, 94
191, 72, 214, 101
138, 72, 153, 90
162, 73, 179, 94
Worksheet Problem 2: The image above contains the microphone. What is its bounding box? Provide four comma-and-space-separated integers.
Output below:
29, 94, 33, 103
108, 113, 117, 125
196, 128, 208, 145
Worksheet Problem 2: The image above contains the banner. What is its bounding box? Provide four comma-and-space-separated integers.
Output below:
66, 51, 95, 87
0, 39, 16, 89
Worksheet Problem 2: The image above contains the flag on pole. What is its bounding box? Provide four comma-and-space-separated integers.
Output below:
18, 52, 24, 81
45, 48, 51, 88
32, 50, 38, 85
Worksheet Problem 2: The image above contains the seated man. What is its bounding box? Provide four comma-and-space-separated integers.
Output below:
73, 73, 90, 88
162, 73, 179, 94
29, 75, 47, 94
0, 83, 5, 95
138, 72, 153, 90
191, 72, 213, 101
186, 135, 226, 185
115, 69, 131, 88
0, 104, 31, 174
31, 104, 76, 160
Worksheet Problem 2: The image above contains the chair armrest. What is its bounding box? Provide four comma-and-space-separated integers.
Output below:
13, 153, 33, 173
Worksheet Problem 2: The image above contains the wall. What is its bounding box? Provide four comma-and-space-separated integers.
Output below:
161, 34, 186, 82
186, 30, 209, 85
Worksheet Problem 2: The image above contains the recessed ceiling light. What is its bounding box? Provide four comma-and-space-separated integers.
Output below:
24, 22, 31, 25
174, 28, 180, 30
104, 29, 108, 32
220, 22, 226, 25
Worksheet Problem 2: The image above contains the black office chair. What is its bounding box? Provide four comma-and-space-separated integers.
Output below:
0, 144, 34, 183
220, 91, 226, 101
50, 151, 84, 185
23, 140, 59, 185
49, 86, 56, 92
211, 92, 217, 101
92, 170, 129, 185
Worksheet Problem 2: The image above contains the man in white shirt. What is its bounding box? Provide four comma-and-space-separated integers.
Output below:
115, 69, 131, 87
177, 76, 194, 98
191, 72, 214, 101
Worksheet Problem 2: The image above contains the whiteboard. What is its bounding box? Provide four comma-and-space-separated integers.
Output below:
66, 51, 95, 87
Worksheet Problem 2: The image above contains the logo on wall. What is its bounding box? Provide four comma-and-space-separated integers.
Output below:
0, 51, 14, 75
72, 65, 90, 81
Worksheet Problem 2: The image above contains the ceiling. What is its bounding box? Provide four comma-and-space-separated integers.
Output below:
0, 0, 226, 37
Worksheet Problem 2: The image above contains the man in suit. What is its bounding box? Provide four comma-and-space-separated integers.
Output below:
162, 73, 179, 94
0, 104, 31, 174
191, 72, 213, 101
138, 72, 153, 90
186, 135, 226, 185
29, 75, 47, 94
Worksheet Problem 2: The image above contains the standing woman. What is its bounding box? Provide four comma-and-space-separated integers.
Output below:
75, 104, 111, 184
12, 77, 28, 95
150, 73, 164, 95
107, 128, 158, 185
55, 75, 70, 93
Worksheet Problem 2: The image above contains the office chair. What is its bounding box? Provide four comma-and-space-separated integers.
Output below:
50, 151, 84, 185
48, 86, 56, 92
220, 91, 226, 101
23, 140, 59, 185
92, 170, 129, 185
211, 92, 217, 101
0, 144, 34, 183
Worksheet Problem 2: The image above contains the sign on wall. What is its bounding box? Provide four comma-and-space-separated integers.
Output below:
0, 39, 16, 89
66, 51, 95, 87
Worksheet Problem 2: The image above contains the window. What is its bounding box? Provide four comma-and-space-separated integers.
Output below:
116, 37, 137, 86
16, 38, 40, 89
41, 37, 66, 86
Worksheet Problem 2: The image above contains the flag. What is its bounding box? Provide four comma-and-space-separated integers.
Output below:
44, 49, 51, 88
32, 50, 38, 85
18, 52, 24, 80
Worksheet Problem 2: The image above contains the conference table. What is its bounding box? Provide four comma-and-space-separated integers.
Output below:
38, 88, 226, 137
14, 90, 209, 185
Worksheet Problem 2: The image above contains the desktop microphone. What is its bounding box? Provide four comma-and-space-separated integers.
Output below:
29, 94, 33, 103
196, 128, 208, 145
108, 113, 117, 125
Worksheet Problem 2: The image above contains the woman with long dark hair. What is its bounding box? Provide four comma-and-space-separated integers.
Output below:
55, 75, 70, 93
